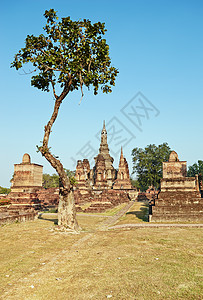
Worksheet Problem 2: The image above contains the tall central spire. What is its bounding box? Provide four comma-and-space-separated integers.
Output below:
101, 120, 107, 145
99, 120, 110, 156
94, 121, 115, 186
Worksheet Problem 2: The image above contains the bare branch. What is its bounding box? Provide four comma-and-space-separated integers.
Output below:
88, 59, 92, 72
51, 80, 58, 99
19, 68, 37, 75
43, 65, 62, 72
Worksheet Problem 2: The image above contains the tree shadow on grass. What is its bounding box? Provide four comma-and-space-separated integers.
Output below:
38, 213, 58, 225
126, 204, 149, 222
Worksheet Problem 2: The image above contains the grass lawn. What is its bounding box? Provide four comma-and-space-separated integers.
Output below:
0, 208, 202, 299
116, 201, 149, 225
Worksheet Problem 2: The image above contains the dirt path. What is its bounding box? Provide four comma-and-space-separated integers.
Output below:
76, 202, 203, 230
98, 201, 135, 229
108, 223, 203, 230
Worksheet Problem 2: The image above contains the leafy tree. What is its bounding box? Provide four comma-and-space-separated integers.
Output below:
132, 143, 171, 191
0, 186, 11, 194
64, 169, 77, 186
187, 160, 203, 177
11, 9, 118, 231
130, 179, 141, 190
43, 170, 77, 188
43, 173, 59, 188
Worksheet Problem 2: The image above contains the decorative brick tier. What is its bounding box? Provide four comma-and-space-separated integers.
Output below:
150, 189, 203, 222
0, 205, 37, 225
37, 188, 59, 208
150, 151, 203, 222
84, 202, 113, 213
74, 189, 131, 208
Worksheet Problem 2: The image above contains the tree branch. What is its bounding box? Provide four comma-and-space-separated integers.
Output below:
39, 75, 72, 188
51, 80, 58, 99
19, 68, 37, 75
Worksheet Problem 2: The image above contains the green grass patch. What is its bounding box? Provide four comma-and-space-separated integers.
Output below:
116, 201, 149, 225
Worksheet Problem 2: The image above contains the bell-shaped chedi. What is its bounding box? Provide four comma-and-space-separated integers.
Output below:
113, 147, 132, 189
22, 153, 31, 164
9, 153, 43, 207
11, 153, 43, 192
162, 151, 187, 179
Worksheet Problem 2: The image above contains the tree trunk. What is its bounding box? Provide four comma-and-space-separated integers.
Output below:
40, 151, 80, 232
39, 82, 80, 232
58, 187, 80, 231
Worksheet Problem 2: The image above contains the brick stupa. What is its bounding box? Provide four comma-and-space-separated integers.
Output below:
9, 153, 43, 207
149, 151, 203, 222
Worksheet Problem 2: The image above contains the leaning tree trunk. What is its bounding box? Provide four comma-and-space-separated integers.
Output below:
39, 82, 80, 232
58, 187, 79, 231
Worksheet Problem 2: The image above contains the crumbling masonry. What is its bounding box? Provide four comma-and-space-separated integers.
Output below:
149, 151, 203, 222
74, 122, 137, 212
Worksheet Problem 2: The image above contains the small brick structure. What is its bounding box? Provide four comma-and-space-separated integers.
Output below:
137, 186, 159, 201
0, 154, 60, 224
149, 151, 203, 222
9, 153, 43, 209
0, 205, 37, 225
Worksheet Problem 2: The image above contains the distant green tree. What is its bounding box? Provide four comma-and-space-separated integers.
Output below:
64, 169, 77, 186
130, 179, 141, 190
132, 143, 171, 191
187, 160, 203, 177
0, 187, 11, 194
43, 169, 77, 188
43, 173, 59, 188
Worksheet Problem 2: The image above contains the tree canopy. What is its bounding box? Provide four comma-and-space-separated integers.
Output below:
42, 173, 59, 188
0, 186, 11, 194
187, 160, 203, 177
132, 143, 171, 191
11, 9, 118, 98
43, 169, 77, 188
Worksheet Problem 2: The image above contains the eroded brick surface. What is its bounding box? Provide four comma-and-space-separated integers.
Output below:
74, 122, 138, 211
150, 151, 203, 222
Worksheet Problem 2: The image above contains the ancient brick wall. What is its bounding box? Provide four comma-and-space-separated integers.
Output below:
37, 188, 59, 208
149, 191, 203, 222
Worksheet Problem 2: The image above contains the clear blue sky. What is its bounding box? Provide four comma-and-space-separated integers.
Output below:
1, 0, 203, 187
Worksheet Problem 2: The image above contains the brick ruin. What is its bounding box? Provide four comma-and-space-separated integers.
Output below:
0, 154, 59, 224
0, 154, 42, 224
137, 186, 159, 202
9, 153, 43, 208
149, 151, 203, 222
1, 144, 203, 223
0, 124, 138, 221
74, 121, 138, 212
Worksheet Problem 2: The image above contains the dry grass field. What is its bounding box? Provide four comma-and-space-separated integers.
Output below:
0, 204, 202, 300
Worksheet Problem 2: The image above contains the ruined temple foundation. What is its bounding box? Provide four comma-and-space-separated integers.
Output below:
149, 151, 203, 222
74, 189, 133, 213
